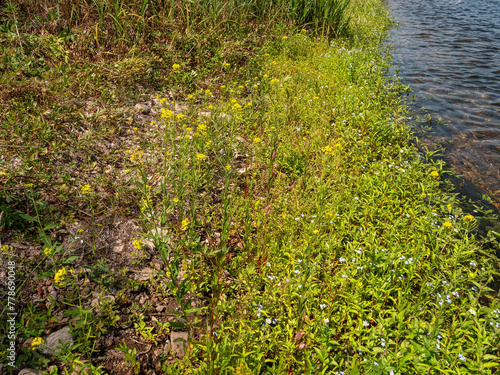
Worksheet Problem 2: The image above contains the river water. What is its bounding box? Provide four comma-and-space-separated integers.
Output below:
386, 0, 500, 209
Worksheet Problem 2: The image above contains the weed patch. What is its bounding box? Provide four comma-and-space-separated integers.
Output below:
1, 0, 499, 374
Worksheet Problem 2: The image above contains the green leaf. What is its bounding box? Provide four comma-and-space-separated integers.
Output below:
169, 321, 185, 329
19, 213, 38, 222
43, 223, 58, 231
62, 256, 79, 264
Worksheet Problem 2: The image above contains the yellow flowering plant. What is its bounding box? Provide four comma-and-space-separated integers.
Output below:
31, 337, 44, 349
54, 267, 67, 285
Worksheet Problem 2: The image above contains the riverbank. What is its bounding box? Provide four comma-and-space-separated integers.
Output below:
1, 0, 499, 373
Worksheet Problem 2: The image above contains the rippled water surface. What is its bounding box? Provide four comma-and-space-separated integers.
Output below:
386, 0, 500, 206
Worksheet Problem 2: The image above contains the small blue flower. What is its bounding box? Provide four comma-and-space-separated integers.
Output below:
458, 353, 466, 362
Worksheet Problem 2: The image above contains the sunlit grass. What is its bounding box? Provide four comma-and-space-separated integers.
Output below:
130, 23, 500, 375
1, 0, 499, 373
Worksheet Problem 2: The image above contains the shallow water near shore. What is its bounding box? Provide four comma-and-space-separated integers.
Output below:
386, 0, 500, 209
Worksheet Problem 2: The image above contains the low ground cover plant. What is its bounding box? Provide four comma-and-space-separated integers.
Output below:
1, 0, 499, 374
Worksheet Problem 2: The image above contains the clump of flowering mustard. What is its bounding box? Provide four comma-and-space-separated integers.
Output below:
181, 218, 190, 231
322, 145, 334, 156
32, 337, 44, 349
132, 239, 143, 250
161, 108, 174, 119
54, 268, 67, 285
81, 184, 91, 194
430, 170, 440, 178
443, 221, 453, 229
128, 148, 143, 163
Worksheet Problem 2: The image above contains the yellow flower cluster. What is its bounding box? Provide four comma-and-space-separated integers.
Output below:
172, 63, 181, 71
322, 145, 334, 156
140, 197, 152, 212
430, 171, 440, 178
270, 78, 279, 85
197, 123, 207, 134
464, 215, 476, 222
81, 184, 91, 194
54, 268, 67, 285
43, 247, 53, 256
1, 244, 11, 253
253, 137, 262, 144
161, 108, 174, 119
32, 337, 44, 349
443, 221, 453, 229
132, 239, 143, 250
129, 148, 144, 163
181, 218, 190, 231
195, 153, 206, 161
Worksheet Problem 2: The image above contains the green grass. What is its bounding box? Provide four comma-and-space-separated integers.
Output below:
1, 0, 499, 374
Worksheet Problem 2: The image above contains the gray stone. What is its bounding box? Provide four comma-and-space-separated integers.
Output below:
19, 369, 42, 375
170, 332, 188, 358
134, 103, 151, 115
39, 327, 74, 356
163, 341, 171, 354
152, 259, 164, 271
48, 291, 57, 300
112, 243, 124, 253
135, 268, 155, 281
174, 104, 189, 113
